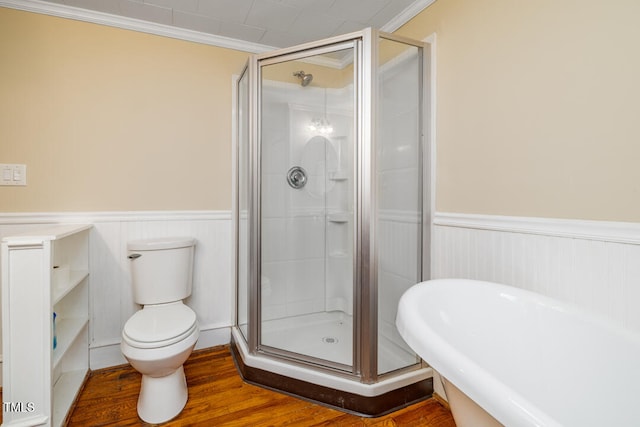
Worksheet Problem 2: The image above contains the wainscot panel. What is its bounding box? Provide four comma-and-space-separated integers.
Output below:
0, 211, 233, 369
433, 212, 640, 333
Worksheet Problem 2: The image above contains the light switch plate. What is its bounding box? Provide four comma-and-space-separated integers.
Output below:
0, 164, 27, 186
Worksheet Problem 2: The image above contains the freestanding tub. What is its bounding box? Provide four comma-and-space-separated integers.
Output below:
396, 279, 640, 427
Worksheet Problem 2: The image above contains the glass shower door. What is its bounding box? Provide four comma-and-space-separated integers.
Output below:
376, 36, 424, 375
236, 64, 250, 340
259, 43, 356, 369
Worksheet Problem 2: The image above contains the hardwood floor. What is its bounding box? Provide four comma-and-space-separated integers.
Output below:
67, 345, 456, 426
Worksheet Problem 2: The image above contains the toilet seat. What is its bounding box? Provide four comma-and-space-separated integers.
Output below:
123, 302, 197, 349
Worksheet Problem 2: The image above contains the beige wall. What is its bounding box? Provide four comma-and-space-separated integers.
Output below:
4, 3, 640, 221
0, 8, 247, 212
398, 0, 640, 222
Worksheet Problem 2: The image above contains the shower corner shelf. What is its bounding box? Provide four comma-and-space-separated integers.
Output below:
328, 170, 349, 181
1, 224, 91, 427
327, 212, 350, 223
329, 250, 349, 258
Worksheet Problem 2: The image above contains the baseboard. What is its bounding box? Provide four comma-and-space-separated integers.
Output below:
432, 392, 451, 411
89, 326, 231, 370
194, 326, 231, 351
90, 344, 127, 370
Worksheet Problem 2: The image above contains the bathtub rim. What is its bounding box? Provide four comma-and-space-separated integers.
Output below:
396, 278, 640, 427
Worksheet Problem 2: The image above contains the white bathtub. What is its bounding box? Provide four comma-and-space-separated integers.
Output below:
396, 279, 640, 427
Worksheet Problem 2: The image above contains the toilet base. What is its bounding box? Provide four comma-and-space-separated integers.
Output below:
137, 365, 188, 424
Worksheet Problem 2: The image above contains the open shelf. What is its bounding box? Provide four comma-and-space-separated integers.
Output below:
2, 224, 91, 427
53, 270, 89, 305
53, 318, 89, 369
52, 368, 89, 427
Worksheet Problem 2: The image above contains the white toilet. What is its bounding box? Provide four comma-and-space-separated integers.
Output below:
121, 237, 199, 424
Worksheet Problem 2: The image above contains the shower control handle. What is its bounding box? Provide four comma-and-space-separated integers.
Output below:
287, 166, 307, 189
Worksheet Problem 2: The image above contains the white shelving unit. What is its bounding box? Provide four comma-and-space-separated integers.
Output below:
2, 224, 91, 427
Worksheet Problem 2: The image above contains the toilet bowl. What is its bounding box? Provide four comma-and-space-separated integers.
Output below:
121, 237, 199, 424
120, 307, 199, 424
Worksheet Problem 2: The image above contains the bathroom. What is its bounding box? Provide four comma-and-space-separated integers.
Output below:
2, 0, 640, 425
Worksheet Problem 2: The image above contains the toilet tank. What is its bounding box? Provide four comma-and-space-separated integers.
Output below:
127, 237, 196, 305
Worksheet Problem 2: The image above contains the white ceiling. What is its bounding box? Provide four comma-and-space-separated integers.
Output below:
4, 0, 435, 52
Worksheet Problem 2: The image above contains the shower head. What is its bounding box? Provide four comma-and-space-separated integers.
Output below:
293, 70, 313, 87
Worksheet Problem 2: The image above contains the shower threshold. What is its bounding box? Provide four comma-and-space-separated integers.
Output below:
231, 327, 434, 417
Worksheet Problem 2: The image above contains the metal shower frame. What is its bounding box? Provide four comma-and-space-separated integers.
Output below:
234, 27, 431, 386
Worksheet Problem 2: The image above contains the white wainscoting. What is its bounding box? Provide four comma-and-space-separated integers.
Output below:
0, 211, 233, 370
4, 210, 640, 374
433, 212, 640, 334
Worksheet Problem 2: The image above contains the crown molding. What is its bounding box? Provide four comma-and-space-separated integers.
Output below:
2, 0, 436, 54
381, 0, 437, 33
0, 0, 275, 53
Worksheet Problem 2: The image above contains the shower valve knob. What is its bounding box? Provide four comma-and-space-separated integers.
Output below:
287, 166, 307, 189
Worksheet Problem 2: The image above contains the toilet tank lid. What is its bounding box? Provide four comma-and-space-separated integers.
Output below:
128, 237, 195, 251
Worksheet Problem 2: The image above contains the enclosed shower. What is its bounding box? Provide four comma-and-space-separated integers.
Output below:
233, 28, 432, 415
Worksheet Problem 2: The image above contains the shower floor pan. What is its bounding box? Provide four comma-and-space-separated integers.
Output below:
261, 311, 416, 372
261, 311, 352, 365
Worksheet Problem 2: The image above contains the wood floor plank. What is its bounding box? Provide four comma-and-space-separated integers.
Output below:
65, 345, 455, 426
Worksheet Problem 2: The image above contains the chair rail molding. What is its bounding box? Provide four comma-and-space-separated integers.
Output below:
435, 212, 640, 245
0, 210, 231, 225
